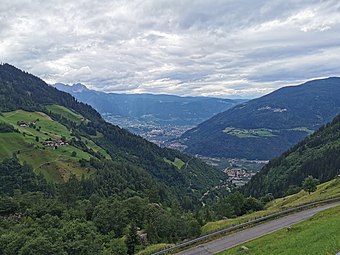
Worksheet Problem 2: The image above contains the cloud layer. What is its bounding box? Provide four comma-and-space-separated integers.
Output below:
1, 0, 340, 98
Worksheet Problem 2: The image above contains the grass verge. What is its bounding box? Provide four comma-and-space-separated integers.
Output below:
136, 244, 175, 255
217, 205, 340, 255
202, 178, 340, 235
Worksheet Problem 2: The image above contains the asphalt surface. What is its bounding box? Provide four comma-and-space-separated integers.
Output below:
176, 202, 340, 255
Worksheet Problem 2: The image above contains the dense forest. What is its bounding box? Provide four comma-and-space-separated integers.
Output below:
0, 157, 199, 254
0, 156, 266, 255
244, 114, 340, 198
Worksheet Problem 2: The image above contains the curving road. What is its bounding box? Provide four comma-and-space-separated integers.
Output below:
176, 202, 340, 255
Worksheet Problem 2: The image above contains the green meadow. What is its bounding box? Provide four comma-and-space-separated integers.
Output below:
222, 126, 314, 139
46, 104, 84, 124
164, 157, 185, 169
223, 127, 275, 138
0, 109, 105, 182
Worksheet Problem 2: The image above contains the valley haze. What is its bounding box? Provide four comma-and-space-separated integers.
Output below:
53, 82, 246, 147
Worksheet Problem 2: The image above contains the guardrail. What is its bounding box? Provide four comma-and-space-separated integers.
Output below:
152, 197, 340, 255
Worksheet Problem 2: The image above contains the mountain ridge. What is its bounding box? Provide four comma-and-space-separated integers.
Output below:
178, 77, 340, 159
53, 82, 246, 126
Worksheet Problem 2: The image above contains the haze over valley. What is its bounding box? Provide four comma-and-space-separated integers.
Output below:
53, 83, 246, 147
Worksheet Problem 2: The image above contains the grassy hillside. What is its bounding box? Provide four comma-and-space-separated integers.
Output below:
202, 178, 340, 234
0, 109, 98, 182
218, 205, 340, 255
244, 114, 340, 198
46, 104, 85, 124
0, 110, 71, 139
179, 77, 340, 159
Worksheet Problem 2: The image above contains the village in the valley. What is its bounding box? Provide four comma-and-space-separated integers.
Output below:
224, 168, 256, 187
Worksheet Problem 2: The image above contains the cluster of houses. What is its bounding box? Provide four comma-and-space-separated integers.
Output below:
17, 120, 69, 148
224, 168, 256, 187
43, 140, 69, 147
225, 168, 253, 178
17, 121, 36, 127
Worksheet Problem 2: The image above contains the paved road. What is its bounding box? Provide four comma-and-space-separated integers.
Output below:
176, 202, 340, 255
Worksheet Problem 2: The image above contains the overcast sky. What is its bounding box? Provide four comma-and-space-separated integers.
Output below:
1, 0, 340, 98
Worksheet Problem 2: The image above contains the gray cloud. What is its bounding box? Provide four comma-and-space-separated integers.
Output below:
1, 0, 340, 98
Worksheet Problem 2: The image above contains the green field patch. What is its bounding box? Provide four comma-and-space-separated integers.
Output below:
18, 149, 58, 170
18, 147, 94, 182
0, 133, 33, 158
164, 157, 185, 169
288, 127, 314, 135
174, 158, 185, 169
34, 158, 95, 183
266, 178, 340, 210
81, 137, 111, 159
218, 205, 340, 255
46, 104, 84, 124
0, 110, 72, 140
54, 145, 92, 161
136, 243, 175, 255
223, 127, 276, 138
90, 131, 104, 139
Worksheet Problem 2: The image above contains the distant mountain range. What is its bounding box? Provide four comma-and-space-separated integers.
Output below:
178, 77, 340, 160
53, 83, 246, 126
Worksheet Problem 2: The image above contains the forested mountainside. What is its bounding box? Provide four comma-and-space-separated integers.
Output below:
0, 63, 225, 206
54, 83, 244, 126
179, 77, 340, 159
0, 64, 269, 254
243, 114, 340, 198
0, 158, 204, 254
